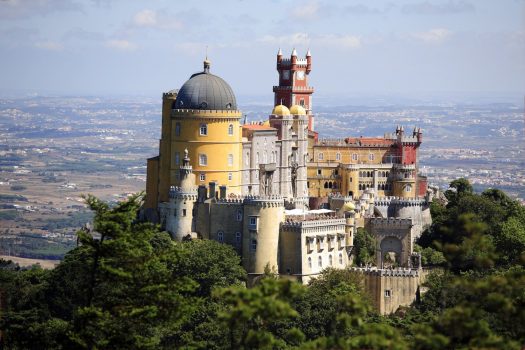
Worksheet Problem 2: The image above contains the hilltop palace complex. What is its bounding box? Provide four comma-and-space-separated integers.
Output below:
143, 49, 436, 314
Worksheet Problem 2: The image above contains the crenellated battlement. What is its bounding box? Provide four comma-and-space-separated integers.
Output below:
349, 266, 420, 277
369, 217, 413, 228
243, 194, 284, 207
215, 197, 244, 204
374, 196, 427, 207
281, 217, 346, 230
169, 186, 198, 199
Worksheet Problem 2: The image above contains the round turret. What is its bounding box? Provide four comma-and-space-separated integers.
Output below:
289, 104, 306, 115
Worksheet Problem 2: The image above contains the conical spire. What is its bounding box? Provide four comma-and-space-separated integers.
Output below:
306, 48, 311, 57
291, 47, 297, 56
277, 47, 282, 55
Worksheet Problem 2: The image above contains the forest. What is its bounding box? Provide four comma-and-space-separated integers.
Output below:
0, 178, 524, 349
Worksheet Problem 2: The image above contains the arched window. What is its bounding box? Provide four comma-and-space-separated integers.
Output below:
328, 182, 333, 189
329, 255, 333, 266
175, 122, 181, 136
367, 171, 371, 177
336, 152, 341, 161
405, 184, 412, 192
324, 182, 328, 189
368, 153, 374, 161
308, 257, 312, 269
263, 151, 267, 163
318, 256, 323, 268
228, 124, 234, 136
199, 123, 208, 136
199, 154, 207, 166
217, 231, 224, 243
228, 154, 233, 166
339, 253, 343, 265
352, 153, 358, 161
236, 209, 243, 221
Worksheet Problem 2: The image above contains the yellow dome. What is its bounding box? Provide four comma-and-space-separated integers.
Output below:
342, 202, 356, 211
262, 120, 271, 126
289, 105, 306, 115
272, 104, 290, 116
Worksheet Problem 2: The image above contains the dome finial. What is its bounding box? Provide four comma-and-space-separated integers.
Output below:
203, 45, 211, 73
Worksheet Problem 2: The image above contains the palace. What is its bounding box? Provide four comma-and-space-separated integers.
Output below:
143, 50, 435, 314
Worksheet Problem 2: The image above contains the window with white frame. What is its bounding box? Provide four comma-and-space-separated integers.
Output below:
228, 154, 233, 166
352, 153, 358, 161
199, 173, 205, 182
405, 184, 412, 192
228, 124, 234, 135
217, 231, 224, 243
199, 123, 208, 136
336, 152, 341, 161
369, 153, 375, 161
318, 152, 324, 160
199, 154, 207, 166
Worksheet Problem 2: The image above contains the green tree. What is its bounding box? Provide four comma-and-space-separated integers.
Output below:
214, 278, 306, 350
353, 228, 376, 267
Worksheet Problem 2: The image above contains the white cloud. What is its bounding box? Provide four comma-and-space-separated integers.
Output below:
258, 33, 361, 50
131, 9, 182, 30
105, 39, 137, 51
34, 41, 63, 50
291, 2, 319, 19
133, 9, 157, 27
411, 28, 452, 43
316, 34, 361, 49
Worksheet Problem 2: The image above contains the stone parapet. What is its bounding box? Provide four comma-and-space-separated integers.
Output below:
349, 266, 420, 277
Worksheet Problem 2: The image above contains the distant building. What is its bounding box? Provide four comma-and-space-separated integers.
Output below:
143, 50, 434, 313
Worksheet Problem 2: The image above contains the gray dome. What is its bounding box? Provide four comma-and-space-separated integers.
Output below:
174, 61, 237, 110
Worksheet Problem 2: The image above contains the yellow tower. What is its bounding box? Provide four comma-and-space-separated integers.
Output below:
145, 59, 243, 218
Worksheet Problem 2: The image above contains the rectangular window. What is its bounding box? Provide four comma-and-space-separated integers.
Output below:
199, 173, 205, 182
175, 122, 181, 136
228, 172, 232, 181
317, 169, 322, 175
228, 154, 233, 166
248, 216, 257, 229
336, 152, 341, 161
385, 290, 391, 297
251, 239, 257, 251
182, 209, 186, 217
174, 152, 180, 165
318, 152, 324, 160
236, 232, 241, 243
200, 124, 207, 136
199, 154, 207, 166
368, 154, 375, 161
352, 153, 358, 161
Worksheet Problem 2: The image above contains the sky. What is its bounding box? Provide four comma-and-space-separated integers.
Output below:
0, 0, 524, 102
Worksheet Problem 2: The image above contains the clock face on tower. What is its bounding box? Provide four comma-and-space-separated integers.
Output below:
296, 71, 305, 80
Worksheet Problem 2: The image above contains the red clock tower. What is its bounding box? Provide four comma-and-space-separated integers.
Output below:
273, 48, 315, 130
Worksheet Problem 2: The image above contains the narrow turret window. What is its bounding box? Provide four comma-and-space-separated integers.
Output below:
175, 122, 181, 136
339, 253, 343, 265
174, 152, 180, 165
199, 123, 208, 136
236, 209, 243, 221
228, 124, 234, 135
